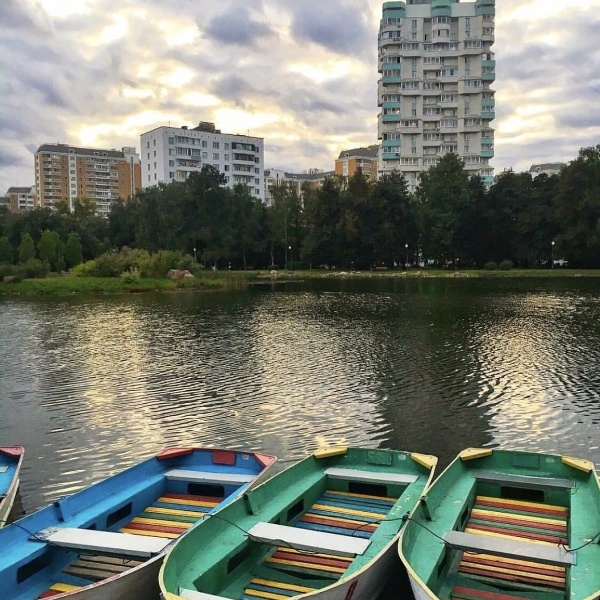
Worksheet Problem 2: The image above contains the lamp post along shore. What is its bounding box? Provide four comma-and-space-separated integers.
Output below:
551, 240, 555, 269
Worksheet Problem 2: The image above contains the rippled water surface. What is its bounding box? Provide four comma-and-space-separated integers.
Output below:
1, 277, 599, 514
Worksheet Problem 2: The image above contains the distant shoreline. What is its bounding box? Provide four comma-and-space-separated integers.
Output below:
1, 269, 599, 296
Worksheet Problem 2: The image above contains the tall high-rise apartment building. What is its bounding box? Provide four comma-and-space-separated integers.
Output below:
378, 0, 495, 190
140, 121, 265, 202
34, 144, 141, 216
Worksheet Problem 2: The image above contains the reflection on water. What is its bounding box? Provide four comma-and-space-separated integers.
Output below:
0, 277, 599, 514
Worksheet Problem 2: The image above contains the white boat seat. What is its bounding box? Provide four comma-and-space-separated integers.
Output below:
444, 530, 576, 566
179, 589, 232, 600
165, 469, 255, 485
324, 467, 418, 486
247, 522, 370, 557
37, 527, 171, 558
472, 470, 574, 490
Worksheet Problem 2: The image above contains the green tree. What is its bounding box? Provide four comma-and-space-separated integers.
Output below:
417, 153, 470, 266
553, 146, 600, 267
0, 236, 14, 264
37, 229, 61, 269
64, 232, 84, 268
18, 232, 35, 263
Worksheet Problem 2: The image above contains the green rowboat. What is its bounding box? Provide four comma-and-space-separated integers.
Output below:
398, 448, 600, 600
160, 446, 436, 600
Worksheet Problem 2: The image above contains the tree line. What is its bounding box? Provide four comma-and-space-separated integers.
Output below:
1, 145, 599, 275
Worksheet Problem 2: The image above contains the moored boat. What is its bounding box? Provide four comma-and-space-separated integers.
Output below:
159, 446, 437, 600
0, 446, 25, 527
0, 447, 276, 600
398, 447, 600, 600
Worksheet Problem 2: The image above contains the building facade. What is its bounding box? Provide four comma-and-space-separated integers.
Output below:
335, 146, 379, 181
264, 168, 335, 206
140, 122, 265, 202
377, 0, 495, 190
4, 186, 37, 213
34, 144, 141, 216
528, 163, 564, 178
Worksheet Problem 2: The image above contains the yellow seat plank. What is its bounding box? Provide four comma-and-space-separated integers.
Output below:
251, 578, 315, 593
129, 517, 191, 529
145, 506, 208, 518
158, 496, 219, 508
266, 557, 345, 574
50, 583, 81, 592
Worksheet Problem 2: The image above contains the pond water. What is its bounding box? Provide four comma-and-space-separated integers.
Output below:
1, 276, 599, 516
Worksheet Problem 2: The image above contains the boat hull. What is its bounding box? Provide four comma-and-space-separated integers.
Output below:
0, 446, 24, 528
0, 447, 275, 600
398, 448, 600, 600
161, 447, 437, 600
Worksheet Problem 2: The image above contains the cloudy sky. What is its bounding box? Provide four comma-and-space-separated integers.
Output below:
1, 0, 599, 193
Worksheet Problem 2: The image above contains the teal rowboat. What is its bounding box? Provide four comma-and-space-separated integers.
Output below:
159, 446, 437, 600
0, 446, 25, 527
398, 448, 600, 600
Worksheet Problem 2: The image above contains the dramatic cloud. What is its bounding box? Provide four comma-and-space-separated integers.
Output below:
1, 0, 599, 192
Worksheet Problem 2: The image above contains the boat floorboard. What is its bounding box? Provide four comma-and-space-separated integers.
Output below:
455, 495, 569, 597
37, 492, 221, 598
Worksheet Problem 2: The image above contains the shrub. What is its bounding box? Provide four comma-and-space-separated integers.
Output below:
121, 267, 141, 283
499, 260, 514, 271
71, 260, 99, 277
19, 259, 49, 279
146, 250, 183, 278
483, 261, 497, 270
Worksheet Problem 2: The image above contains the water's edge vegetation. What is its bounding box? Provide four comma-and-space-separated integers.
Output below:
2, 268, 599, 296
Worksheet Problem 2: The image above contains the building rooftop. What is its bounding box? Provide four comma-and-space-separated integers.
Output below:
528, 162, 565, 173
6, 186, 34, 194
37, 143, 126, 159
337, 146, 379, 160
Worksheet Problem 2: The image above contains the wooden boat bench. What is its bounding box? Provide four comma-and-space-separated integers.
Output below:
165, 469, 256, 485
472, 470, 575, 490
37, 527, 171, 558
248, 522, 371, 557
324, 467, 418, 487
444, 530, 575, 567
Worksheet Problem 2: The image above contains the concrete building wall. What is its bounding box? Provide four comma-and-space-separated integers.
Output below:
378, 0, 495, 190
140, 122, 265, 202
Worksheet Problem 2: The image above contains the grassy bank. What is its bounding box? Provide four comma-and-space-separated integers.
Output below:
1, 268, 599, 296
0, 273, 248, 296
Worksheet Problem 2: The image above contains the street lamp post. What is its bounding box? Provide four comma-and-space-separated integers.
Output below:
551, 240, 555, 269
405, 243, 409, 268
193, 247, 196, 263
289, 245, 292, 271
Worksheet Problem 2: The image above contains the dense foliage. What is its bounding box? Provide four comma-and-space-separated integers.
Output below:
1, 146, 599, 277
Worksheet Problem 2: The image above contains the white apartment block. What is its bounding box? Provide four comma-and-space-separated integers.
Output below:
140, 121, 265, 202
378, 0, 495, 190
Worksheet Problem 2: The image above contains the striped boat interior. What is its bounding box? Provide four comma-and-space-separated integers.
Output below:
242, 489, 397, 600
451, 494, 569, 600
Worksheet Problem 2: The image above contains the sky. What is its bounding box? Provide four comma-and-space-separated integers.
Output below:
1, 0, 600, 193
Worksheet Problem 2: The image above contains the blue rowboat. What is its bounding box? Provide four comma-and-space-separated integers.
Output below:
159, 446, 437, 600
0, 446, 25, 527
0, 447, 276, 600
399, 448, 600, 600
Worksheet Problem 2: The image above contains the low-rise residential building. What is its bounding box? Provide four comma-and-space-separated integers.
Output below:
528, 163, 564, 178
34, 144, 141, 216
335, 145, 379, 181
5, 186, 37, 212
140, 121, 265, 202
264, 168, 335, 205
